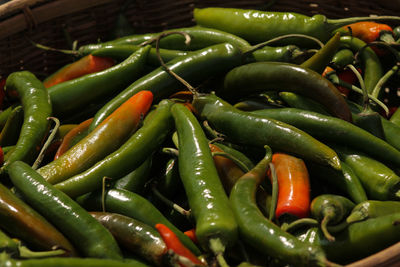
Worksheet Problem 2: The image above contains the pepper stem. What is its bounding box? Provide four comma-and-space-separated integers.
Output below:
18, 246, 66, 258
209, 238, 229, 267
321, 211, 336, 242
282, 218, 319, 232
372, 64, 399, 99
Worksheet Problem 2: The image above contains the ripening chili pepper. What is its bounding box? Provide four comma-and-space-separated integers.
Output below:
184, 229, 198, 244
268, 153, 311, 221
8, 161, 123, 259
346, 200, 400, 223
2, 71, 52, 171
43, 55, 115, 88
48, 45, 150, 118
220, 61, 352, 122
91, 212, 167, 266
193, 7, 400, 44
310, 194, 355, 242
335, 145, 400, 200
53, 118, 93, 160
230, 147, 333, 266
193, 93, 341, 170
78, 26, 251, 53
38, 90, 153, 185
0, 182, 77, 255
89, 43, 242, 131
250, 108, 400, 169
211, 142, 255, 171
54, 99, 174, 198
77, 188, 201, 256
172, 103, 238, 255
156, 224, 204, 266
300, 32, 341, 74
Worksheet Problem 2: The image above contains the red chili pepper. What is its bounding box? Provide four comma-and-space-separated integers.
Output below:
184, 228, 198, 244
0, 146, 4, 166
54, 118, 93, 160
268, 153, 311, 220
323, 66, 362, 97
43, 55, 115, 88
155, 224, 204, 266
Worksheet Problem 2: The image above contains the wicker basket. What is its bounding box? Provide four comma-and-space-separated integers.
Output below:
0, 1, 400, 266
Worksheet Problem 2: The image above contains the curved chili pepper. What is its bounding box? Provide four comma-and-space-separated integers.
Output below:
48, 45, 150, 118
193, 93, 341, 170
330, 48, 355, 70
53, 118, 93, 160
2, 71, 52, 171
7, 161, 123, 259
91, 212, 167, 266
251, 108, 400, 168
221, 61, 352, 122
230, 147, 333, 266
38, 90, 153, 185
0, 182, 77, 256
301, 32, 341, 74
89, 43, 242, 131
310, 194, 355, 242
193, 7, 400, 44
53, 99, 173, 198
334, 145, 400, 200
43, 55, 115, 88
156, 223, 204, 266
172, 103, 238, 255
346, 200, 400, 223
269, 153, 311, 221
78, 26, 251, 53
77, 188, 201, 256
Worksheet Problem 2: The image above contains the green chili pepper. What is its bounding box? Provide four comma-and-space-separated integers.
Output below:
230, 147, 332, 266
301, 32, 341, 74
307, 161, 368, 204
381, 116, 400, 152
7, 161, 123, 259
48, 45, 150, 118
90, 212, 167, 266
278, 92, 330, 115
212, 142, 255, 171
335, 145, 400, 201
113, 156, 153, 193
77, 188, 201, 256
310, 194, 355, 242
247, 45, 303, 63
339, 36, 383, 95
54, 99, 174, 198
89, 43, 242, 131
346, 200, 400, 223
193, 93, 341, 170
250, 108, 400, 168
0, 105, 16, 132
154, 156, 183, 198
172, 103, 238, 255
78, 26, 250, 53
394, 26, 400, 40
389, 107, 400, 126
0, 253, 150, 267
0, 182, 77, 255
220, 61, 352, 122
2, 71, 52, 170
91, 44, 189, 66
330, 48, 354, 70
0, 229, 18, 254
193, 7, 400, 44
0, 105, 23, 147
318, 213, 400, 263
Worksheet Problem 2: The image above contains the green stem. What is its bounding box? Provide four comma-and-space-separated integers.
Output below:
268, 162, 278, 221
209, 238, 229, 267
372, 64, 399, 98
162, 147, 180, 157
282, 218, 319, 232
18, 246, 66, 258
346, 64, 368, 110
151, 183, 191, 219
321, 213, 335, 242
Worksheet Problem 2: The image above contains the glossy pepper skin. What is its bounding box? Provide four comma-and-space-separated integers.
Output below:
54, 99, 173, 198
346, 200, 400, 223
89, 43, 242, 131
37, 90, 153, 185
193, 7, 400, 44
221, 62, 352, 122
2, 71, 52, 171
48, 45, 150, 118
230, 148, 330, 267
7, 161, 123, 259
172, 103, 238, 251
0, 182, 77, 256
192, 93, 341, 170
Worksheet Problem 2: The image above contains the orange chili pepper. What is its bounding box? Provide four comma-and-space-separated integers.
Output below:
268, 153, 310, 220
155, 224, 204, 266
54, 118, 93, 160
43, 55, 115, 88
183, 228, 198, 244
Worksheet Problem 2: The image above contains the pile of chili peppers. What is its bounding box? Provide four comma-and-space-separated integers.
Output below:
0, 6, 400, 267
